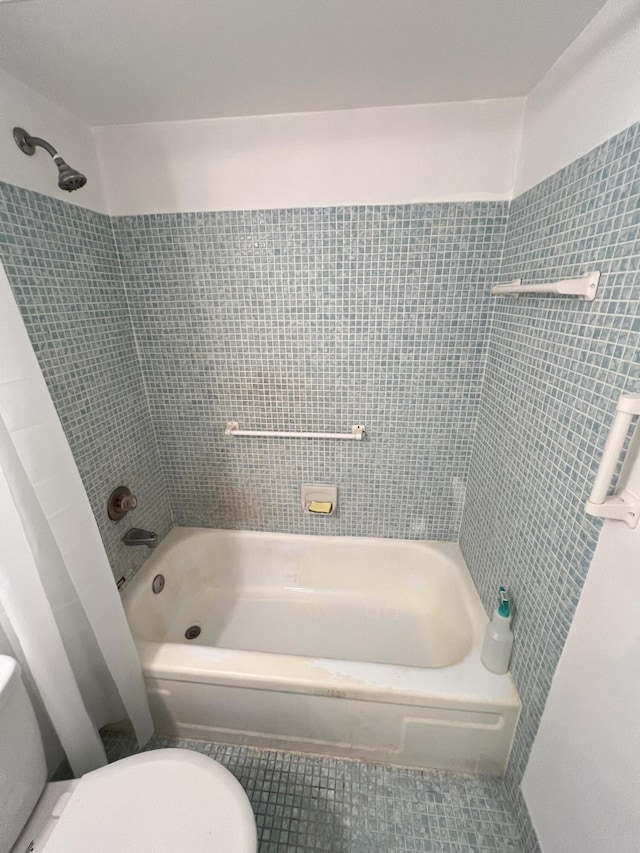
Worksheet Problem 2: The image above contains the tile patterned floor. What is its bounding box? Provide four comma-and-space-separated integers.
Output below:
100, 732, 522, 852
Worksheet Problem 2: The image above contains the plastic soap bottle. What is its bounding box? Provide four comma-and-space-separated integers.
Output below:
481, 586, 513, 675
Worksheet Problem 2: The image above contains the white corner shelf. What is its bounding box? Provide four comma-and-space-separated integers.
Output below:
492, 271, 600, 301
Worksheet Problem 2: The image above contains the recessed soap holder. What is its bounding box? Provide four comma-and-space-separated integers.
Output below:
301, 483, 337, 515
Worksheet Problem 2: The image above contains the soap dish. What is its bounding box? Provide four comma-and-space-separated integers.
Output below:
301, 484, 337, 515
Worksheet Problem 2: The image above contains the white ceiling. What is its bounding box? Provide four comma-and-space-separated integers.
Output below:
0, 0, 608, 126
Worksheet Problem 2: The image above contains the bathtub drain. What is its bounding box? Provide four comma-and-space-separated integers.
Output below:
185, 625, 201, 640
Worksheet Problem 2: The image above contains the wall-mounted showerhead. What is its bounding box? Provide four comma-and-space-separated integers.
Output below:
13, 127, 87, 192
55, 158, 87, 192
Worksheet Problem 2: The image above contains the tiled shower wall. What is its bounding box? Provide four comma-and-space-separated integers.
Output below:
0, 182, 172, 583
1, 120, 638, 851
113, 204, 507, 539
460, 120, 640, 848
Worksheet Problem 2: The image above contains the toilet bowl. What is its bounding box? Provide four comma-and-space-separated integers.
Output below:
0, 656, 257, 853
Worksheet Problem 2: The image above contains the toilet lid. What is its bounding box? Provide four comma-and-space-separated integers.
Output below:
42, 749, 257, 853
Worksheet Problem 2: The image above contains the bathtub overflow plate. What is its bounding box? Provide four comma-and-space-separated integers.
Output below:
185, 625, 201, 640
152, 574, 165, 594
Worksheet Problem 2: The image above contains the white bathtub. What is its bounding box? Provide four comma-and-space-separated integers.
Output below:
122, 528, 520, 774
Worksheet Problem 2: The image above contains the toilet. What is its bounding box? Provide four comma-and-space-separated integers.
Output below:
0, 656, 257, 853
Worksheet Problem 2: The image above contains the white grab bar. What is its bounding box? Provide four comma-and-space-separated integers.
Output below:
585, 392, 640, 527
225, 421, 365, 440
492, 271, 600, 301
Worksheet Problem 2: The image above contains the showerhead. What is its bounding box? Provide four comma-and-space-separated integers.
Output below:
13, 127, 87, 193
54, 156, 87, 192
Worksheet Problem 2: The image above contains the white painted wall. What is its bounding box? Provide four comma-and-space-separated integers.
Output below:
0, 68, 107, 213
522, 519, 640, 852
94, 99, 524, 216
91, 0, 640, 216
514, 0, 640, 196
2, 0, 640, 215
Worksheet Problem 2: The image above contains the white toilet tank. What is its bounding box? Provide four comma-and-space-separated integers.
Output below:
0, 656, 48, 853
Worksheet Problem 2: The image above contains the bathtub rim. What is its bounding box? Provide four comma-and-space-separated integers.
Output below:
136, 639, 520, 710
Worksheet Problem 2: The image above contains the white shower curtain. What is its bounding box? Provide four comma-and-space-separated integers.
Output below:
0, 260, 152, 776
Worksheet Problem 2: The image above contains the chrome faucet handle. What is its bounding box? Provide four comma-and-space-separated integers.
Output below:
120, 493, 138, 512
107, 486, 138, 521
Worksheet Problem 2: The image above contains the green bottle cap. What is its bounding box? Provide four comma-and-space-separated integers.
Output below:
498, 586, 510, 618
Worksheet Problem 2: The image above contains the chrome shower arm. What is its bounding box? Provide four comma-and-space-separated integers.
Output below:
13, 128, 59, 159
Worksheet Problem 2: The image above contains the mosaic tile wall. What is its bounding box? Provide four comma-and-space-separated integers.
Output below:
113, 203, 507, 539
460, 120, 640, 848
0, 182, 172, 583
4, 121, 638, 851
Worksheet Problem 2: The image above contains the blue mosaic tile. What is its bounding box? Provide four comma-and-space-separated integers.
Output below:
0, 181, 172, 583
460, 120, 640, 850
112, 202, 507, 540
100, 731, 523, 852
